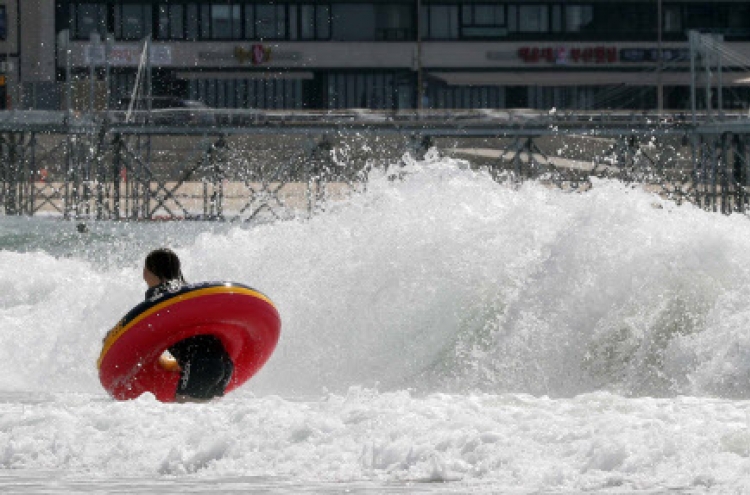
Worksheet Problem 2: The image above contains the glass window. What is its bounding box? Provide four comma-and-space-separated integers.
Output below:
211, 4, 241, 39
299, 4, 332, 40
508, 5, 517, 32
300, 5, 315, 39
461, 4, 473, 24
685, 5, 712, 29
615, 4, 655, 33
726, 4, 750, 32
429, 5, 458, 39
158, 4, 185, 39
0, 6, 6, 40
461, 3, 506, 38
376, 4, 412, 40
116, 4, 152, 41
186, 4, 199, 40
663, 6, 682, 33
158, 6, 169, 39
245, 5, 255, 38
317, 5, 331, 39
331, 4, 375, 41
170, 5, 184, 39
75, 3, 107, 40
256, 4, 286, 40
474, 4, 504, 25
200, 5, 210, 38
551, 4, 563, 33
519, 5, 549, 32
289, 5, 298, 40
566, 5, 593, 32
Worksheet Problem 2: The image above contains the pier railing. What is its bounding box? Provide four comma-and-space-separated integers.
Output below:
0, 109, 749, 220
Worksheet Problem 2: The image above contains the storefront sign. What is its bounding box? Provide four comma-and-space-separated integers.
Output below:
232, 45, 301, 65
235, 45, 272, 65
518, 46, 618, 64
84, 44, 172, 66
619, 48, 689, 63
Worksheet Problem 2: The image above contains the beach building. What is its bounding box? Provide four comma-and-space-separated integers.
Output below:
1, 1, 750, 111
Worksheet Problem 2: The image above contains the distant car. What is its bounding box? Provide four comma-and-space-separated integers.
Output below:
118, 97, 215, 126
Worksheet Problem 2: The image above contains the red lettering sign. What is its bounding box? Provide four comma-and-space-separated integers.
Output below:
518, 46, 618, 64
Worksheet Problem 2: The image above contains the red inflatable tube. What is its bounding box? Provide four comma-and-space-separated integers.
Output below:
97, 282, 281, 402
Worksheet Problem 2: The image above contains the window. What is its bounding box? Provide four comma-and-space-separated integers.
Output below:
587, 3, 653, 36
186, 4, 199, 40
72, 3, 107, 40
663, 6, 682, 33
300, 5, 315, 39
427, 5, 459, 40
298, 4, 331, 40
158, 4, 185, 40
565, 5, 593, 33
726, 4, 750, 35
461, 3, 506, 38
551, 4, 562, 33
331, 4, 376, 41
200, 5, 211, 38
211, 4, 241, 39
115, 4, 152, 40
254, 4, 287, 40
518, 5, 549, 33
375, 4, 413, 40
244, 5, 255, 39
316, 6, 331, 39
0, 6, 6, 40
685, 5, 716, 30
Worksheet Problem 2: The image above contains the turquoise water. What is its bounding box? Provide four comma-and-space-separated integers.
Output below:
3, 156, 750, 492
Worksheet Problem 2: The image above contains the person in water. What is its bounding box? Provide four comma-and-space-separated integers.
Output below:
144, 248, 234, 403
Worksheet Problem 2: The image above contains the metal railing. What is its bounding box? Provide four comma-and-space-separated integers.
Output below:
0, 109, 749, 220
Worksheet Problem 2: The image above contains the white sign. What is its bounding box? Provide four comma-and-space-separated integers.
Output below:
84, 44, 172, 67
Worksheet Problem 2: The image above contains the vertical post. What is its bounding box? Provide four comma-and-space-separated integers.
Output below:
145, 36, 153, 219
63, 132, 71, 219
65, 30, 72, 114
28, 132, 36, 215
689, 32, 697, 124
705, 36, 712, 121
416, 0, 423, 111
5, 2, 10, 110
720, 133, 729, 214
710, 137, 718, 212
717, 34, 724, 119
113, 134, 121, 220
657, 0, 663, 114
146, 35, 152, 115
105, 34, 112, 111
89, 34, 98, 113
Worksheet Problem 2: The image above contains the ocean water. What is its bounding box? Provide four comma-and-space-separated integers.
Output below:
3, 154, 750, 492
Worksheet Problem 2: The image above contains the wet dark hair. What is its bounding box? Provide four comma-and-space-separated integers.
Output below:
144, 248, 185, 284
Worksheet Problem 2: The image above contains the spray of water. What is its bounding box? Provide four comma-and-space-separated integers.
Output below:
1, 153, 750, 399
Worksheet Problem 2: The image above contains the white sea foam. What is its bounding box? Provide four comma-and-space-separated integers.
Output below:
2, 154, 750, 492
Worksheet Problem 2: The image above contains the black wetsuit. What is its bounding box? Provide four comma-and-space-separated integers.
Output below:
146, 283, 234, 399
169, 334, 234, 399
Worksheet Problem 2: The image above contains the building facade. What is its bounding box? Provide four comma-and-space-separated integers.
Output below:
2, 1, 750, 111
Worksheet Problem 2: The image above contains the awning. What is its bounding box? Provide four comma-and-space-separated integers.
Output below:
429, 71, 750, 87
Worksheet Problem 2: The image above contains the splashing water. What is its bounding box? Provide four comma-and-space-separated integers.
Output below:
3, 155, 750, 492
